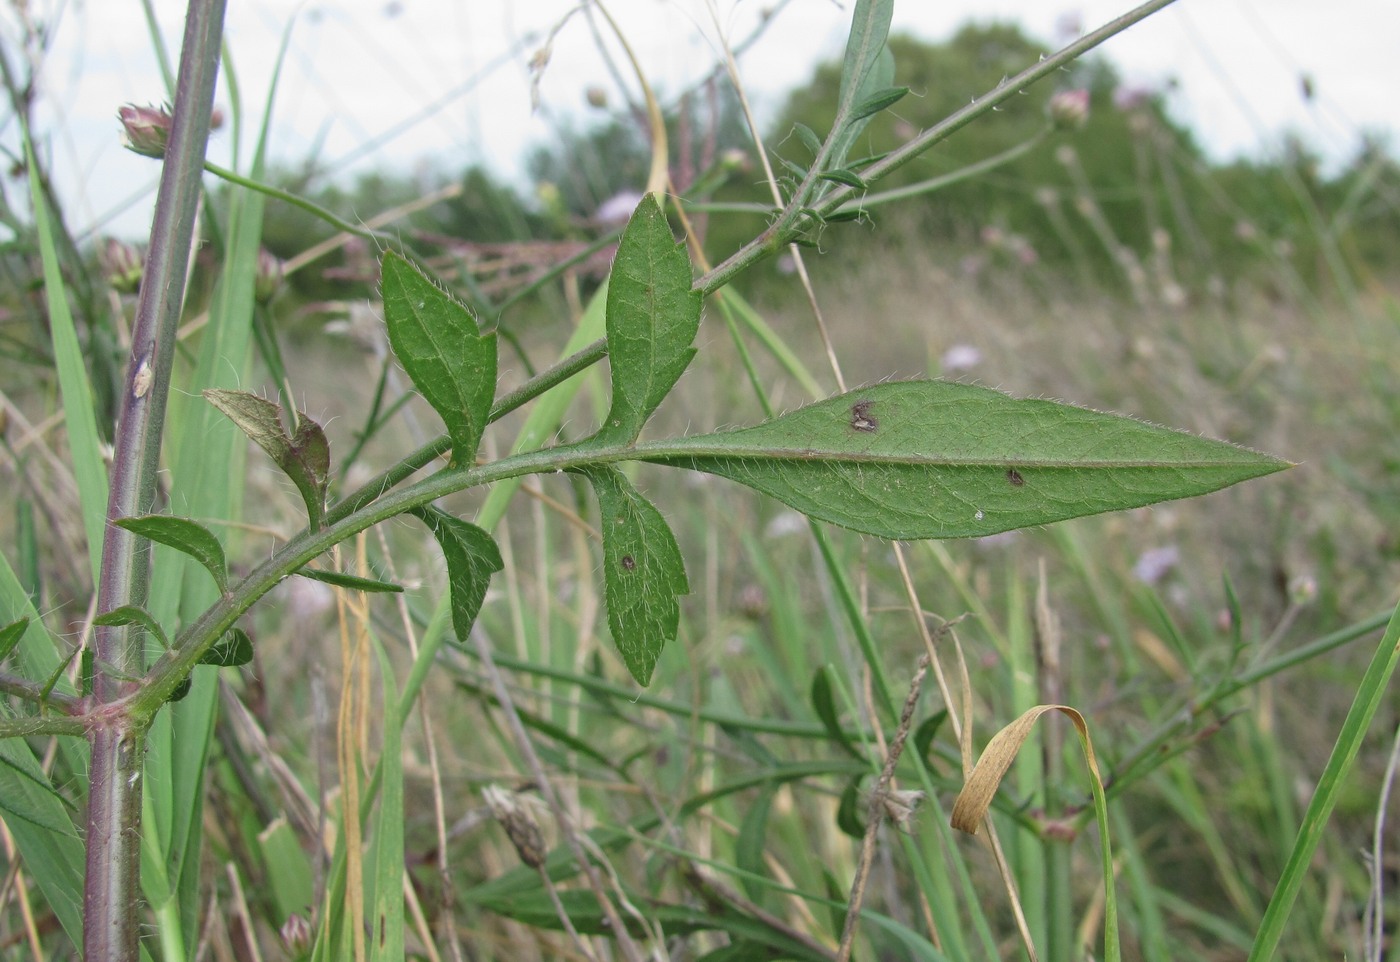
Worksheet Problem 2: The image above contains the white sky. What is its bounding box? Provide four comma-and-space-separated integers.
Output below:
11, 0, 1399, 240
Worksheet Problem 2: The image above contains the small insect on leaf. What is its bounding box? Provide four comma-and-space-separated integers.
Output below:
850, 399, 878, 433
1007, 468, 1025, 486
621, 555, 637, 571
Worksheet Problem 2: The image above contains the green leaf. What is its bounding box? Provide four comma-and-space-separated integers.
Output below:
837, 775, 865, 839
579, 466, 689, 686
93, 604, 170, 650
204, 389, 331, 530
811, 666, 863, 760
640, 380, 1289, 540
913, 710, 948, 767
776, 156, 809, 181
200, 628, 253, 668
409, 506, 503, 640
836, 0, 894, 115
0, 618, 28, 664
823, 207, 867, 224
295, 567, 404, 593
793, 122, 823, 156
818, 168, 869, 190
380, 252, 497, 468
736, 782, 779, 904
831, 0, 895, 169
0, 739, 85, 945
595, 194, 702, 446
849, 84, 910, 121
115, 514, 229, 593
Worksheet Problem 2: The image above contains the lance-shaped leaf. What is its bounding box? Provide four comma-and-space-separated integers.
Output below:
579, 465, 690, 686
639, 380, 1290, 540
205, 389, 331, 530
380, 252, 497, 468
93, 605, 169, 650
596, 194, 702, 445
409, 506, 503, 640
295, 567, 404, 593
114, 515, 227, 594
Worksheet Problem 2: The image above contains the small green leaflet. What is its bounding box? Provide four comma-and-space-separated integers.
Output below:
595, 194, 702, 446
295, 567, 404, 593
579, 465, 689, 686
93, 605, 169, 650
0, 618, 28, 664
639, 380, 1290, 540
114, 515, 228, 593
204, 389, 331, 530
409, 506, 503, 640
201, 628, 253, 668
380, 252, 497, 469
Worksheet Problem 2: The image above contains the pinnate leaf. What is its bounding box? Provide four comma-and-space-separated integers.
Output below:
596, 194, 702, 445
204, 389, 331, 529
114, 515, 228, 593
381, 252, 497, 468
580, 465, 689, 686
641, 380, 1289, 539
409, 506, 503, 640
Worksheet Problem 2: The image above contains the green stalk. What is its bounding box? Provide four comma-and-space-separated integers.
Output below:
84, 1, 226, 958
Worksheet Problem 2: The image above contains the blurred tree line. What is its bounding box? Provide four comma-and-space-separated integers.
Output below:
258, 22, 1399, 309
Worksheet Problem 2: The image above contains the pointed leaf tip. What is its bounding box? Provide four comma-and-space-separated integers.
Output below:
380, 252, 497, 468
205, 389, 330, 529
642, 380, 1289, 540
409, 506, 502, 640
597, 194, 702, 445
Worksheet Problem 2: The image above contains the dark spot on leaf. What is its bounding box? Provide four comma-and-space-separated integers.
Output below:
1006, 468, 1024, 487
621, 555, 637, 570
850, 399, 878, 433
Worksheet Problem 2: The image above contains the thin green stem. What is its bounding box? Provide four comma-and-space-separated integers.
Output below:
694, 0, 1181, 295
324, 336, 610, 527
204, 160, 391, 245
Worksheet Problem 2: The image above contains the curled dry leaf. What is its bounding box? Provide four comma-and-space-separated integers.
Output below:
951, 703, 1103, 834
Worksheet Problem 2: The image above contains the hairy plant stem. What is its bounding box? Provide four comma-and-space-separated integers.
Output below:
85, 0, 226, 958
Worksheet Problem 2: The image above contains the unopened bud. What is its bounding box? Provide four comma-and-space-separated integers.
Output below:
483, 784, 547, 868
879, 788, 925, 830
254, 247, 285, 304
280, 913, 313, 956
1287, 574, 1318, 606
100, 237, 144, 294
118, 103, 172, 159
585, 85, 608, 109
1047, 88, 1090, 130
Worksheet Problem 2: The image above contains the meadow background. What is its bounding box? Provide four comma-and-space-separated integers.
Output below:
1, 4, 1398, 960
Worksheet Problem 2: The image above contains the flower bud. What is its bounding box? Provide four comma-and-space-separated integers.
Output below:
280, 913, 313, 957
100, 237, 144, 294
1047, 88, 1090, 130
118, 103, 172, 159
254, 247, 285, 304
